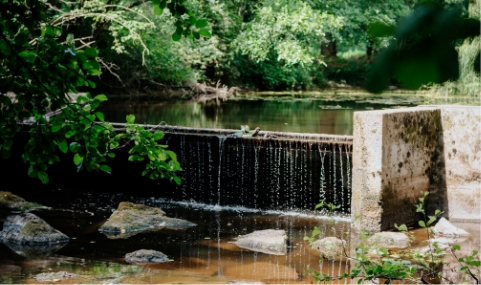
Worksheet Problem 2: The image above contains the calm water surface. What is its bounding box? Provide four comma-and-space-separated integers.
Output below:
99, 92, 480, 135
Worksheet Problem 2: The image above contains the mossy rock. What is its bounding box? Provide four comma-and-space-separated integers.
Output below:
0, 213, 69, 245
99, 202, 196, 237
0, 191, 50, 212
35, 271, 77, 282
125, 249, 169, 264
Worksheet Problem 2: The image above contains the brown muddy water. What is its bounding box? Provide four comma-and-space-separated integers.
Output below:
0, 190, 352, 284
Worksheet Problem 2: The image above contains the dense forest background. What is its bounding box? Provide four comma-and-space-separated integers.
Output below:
45, 0, 479, 94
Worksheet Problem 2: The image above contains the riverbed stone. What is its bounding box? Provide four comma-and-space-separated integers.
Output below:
233, 229, 287, 255
99, 202, 196, 236
0, 213, 69, 245
125, 249, 169, 264
367, 232, 410, 249
34, 271, 77, 282
310, 237, 347, 260
0, 191, 50, 212
433, 217, 470, 237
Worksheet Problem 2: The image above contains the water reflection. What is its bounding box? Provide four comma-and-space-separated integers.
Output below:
99, 92, 480, 135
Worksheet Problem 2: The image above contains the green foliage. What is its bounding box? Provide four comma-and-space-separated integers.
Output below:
366, 1, 480, 93
229, 51, 327, 90
0, 0, 181, 184
308, 191, 479, 284
323, 58, 370, 86
315, 199, 341, 212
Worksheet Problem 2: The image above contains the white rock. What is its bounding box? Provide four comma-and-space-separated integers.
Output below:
433, 218, 470, 237
310, 237, 347, 260
367, 232, 410, 249
233, 229, 287, 255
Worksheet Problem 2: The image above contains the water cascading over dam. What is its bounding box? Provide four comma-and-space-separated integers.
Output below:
125, 125, 354, 213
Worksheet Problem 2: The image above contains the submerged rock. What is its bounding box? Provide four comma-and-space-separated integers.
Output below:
0, 191, 50, 212
0, 213, 69, 245
125, 249, 169, 264
367, 232, 410, 249
1, 239, 67, 258
35, 271, 77, 282
310, 237, 347, 260
233, 229, 287, 255
99, 202, 196, 237
433, 217, 470, 237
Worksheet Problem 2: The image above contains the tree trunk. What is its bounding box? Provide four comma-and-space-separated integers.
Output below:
321, 33, 337, 59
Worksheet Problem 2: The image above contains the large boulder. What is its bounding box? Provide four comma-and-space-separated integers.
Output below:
0, 213, 69, 245
367, 232, 410, 249
310, 237, 347, 260
233, 229, 287, 255
99, 202, 196, 237
0, 191, 50, 212
125, 249, 169, 264
433, 218, 470, 237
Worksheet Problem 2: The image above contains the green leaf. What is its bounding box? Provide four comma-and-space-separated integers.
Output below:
95, 112, 105, 122
153, 130, 164, 141
166, 150, 177, 160
418, 220, 426, 228
58, 140, 68, 154
1, 149, 11, 159
93, 94, 108, 102
73, 153, 84, 165
126, 114, 135, 124
85, 48, 98, 58
69, 142, 81, 153
195, 19, 208, 28
154, 5, 163, 15
142, 169, 150, 176
65, 130, 77, 139
173, 175, 181, 185
198, 29, 211, 38
108, 152, 116, 158
172, 32, 181, 41
51, 122, 63, 133
159, 0, 167, 9
27, 166, 38, 178
38, 171, 49, 184
98, 164, 111, 173
452, 244, 461, 251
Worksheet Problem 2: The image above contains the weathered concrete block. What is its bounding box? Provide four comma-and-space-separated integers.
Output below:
428, 106, 481, 222
352, 107, 440, 233
352, 105, 480, 236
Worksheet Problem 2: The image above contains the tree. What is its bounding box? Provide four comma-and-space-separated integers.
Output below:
0, 0, 207, 184
366, 0, 480, 93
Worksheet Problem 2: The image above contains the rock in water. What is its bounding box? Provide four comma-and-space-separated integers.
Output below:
0, 191, 50, 212
125, 249, 169, 264
310, 237, 347, 260
35, 271, 77, 282
433, 217, 470, 237
367, 232, 410, 249
99, 202, 196, 236
233, 229, 287, 255
0, 213, 69, 245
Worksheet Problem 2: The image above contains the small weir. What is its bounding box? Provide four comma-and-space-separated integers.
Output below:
111, 124, 354, 213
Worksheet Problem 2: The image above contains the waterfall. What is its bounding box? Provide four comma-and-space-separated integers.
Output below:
158, 127, 353, 213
